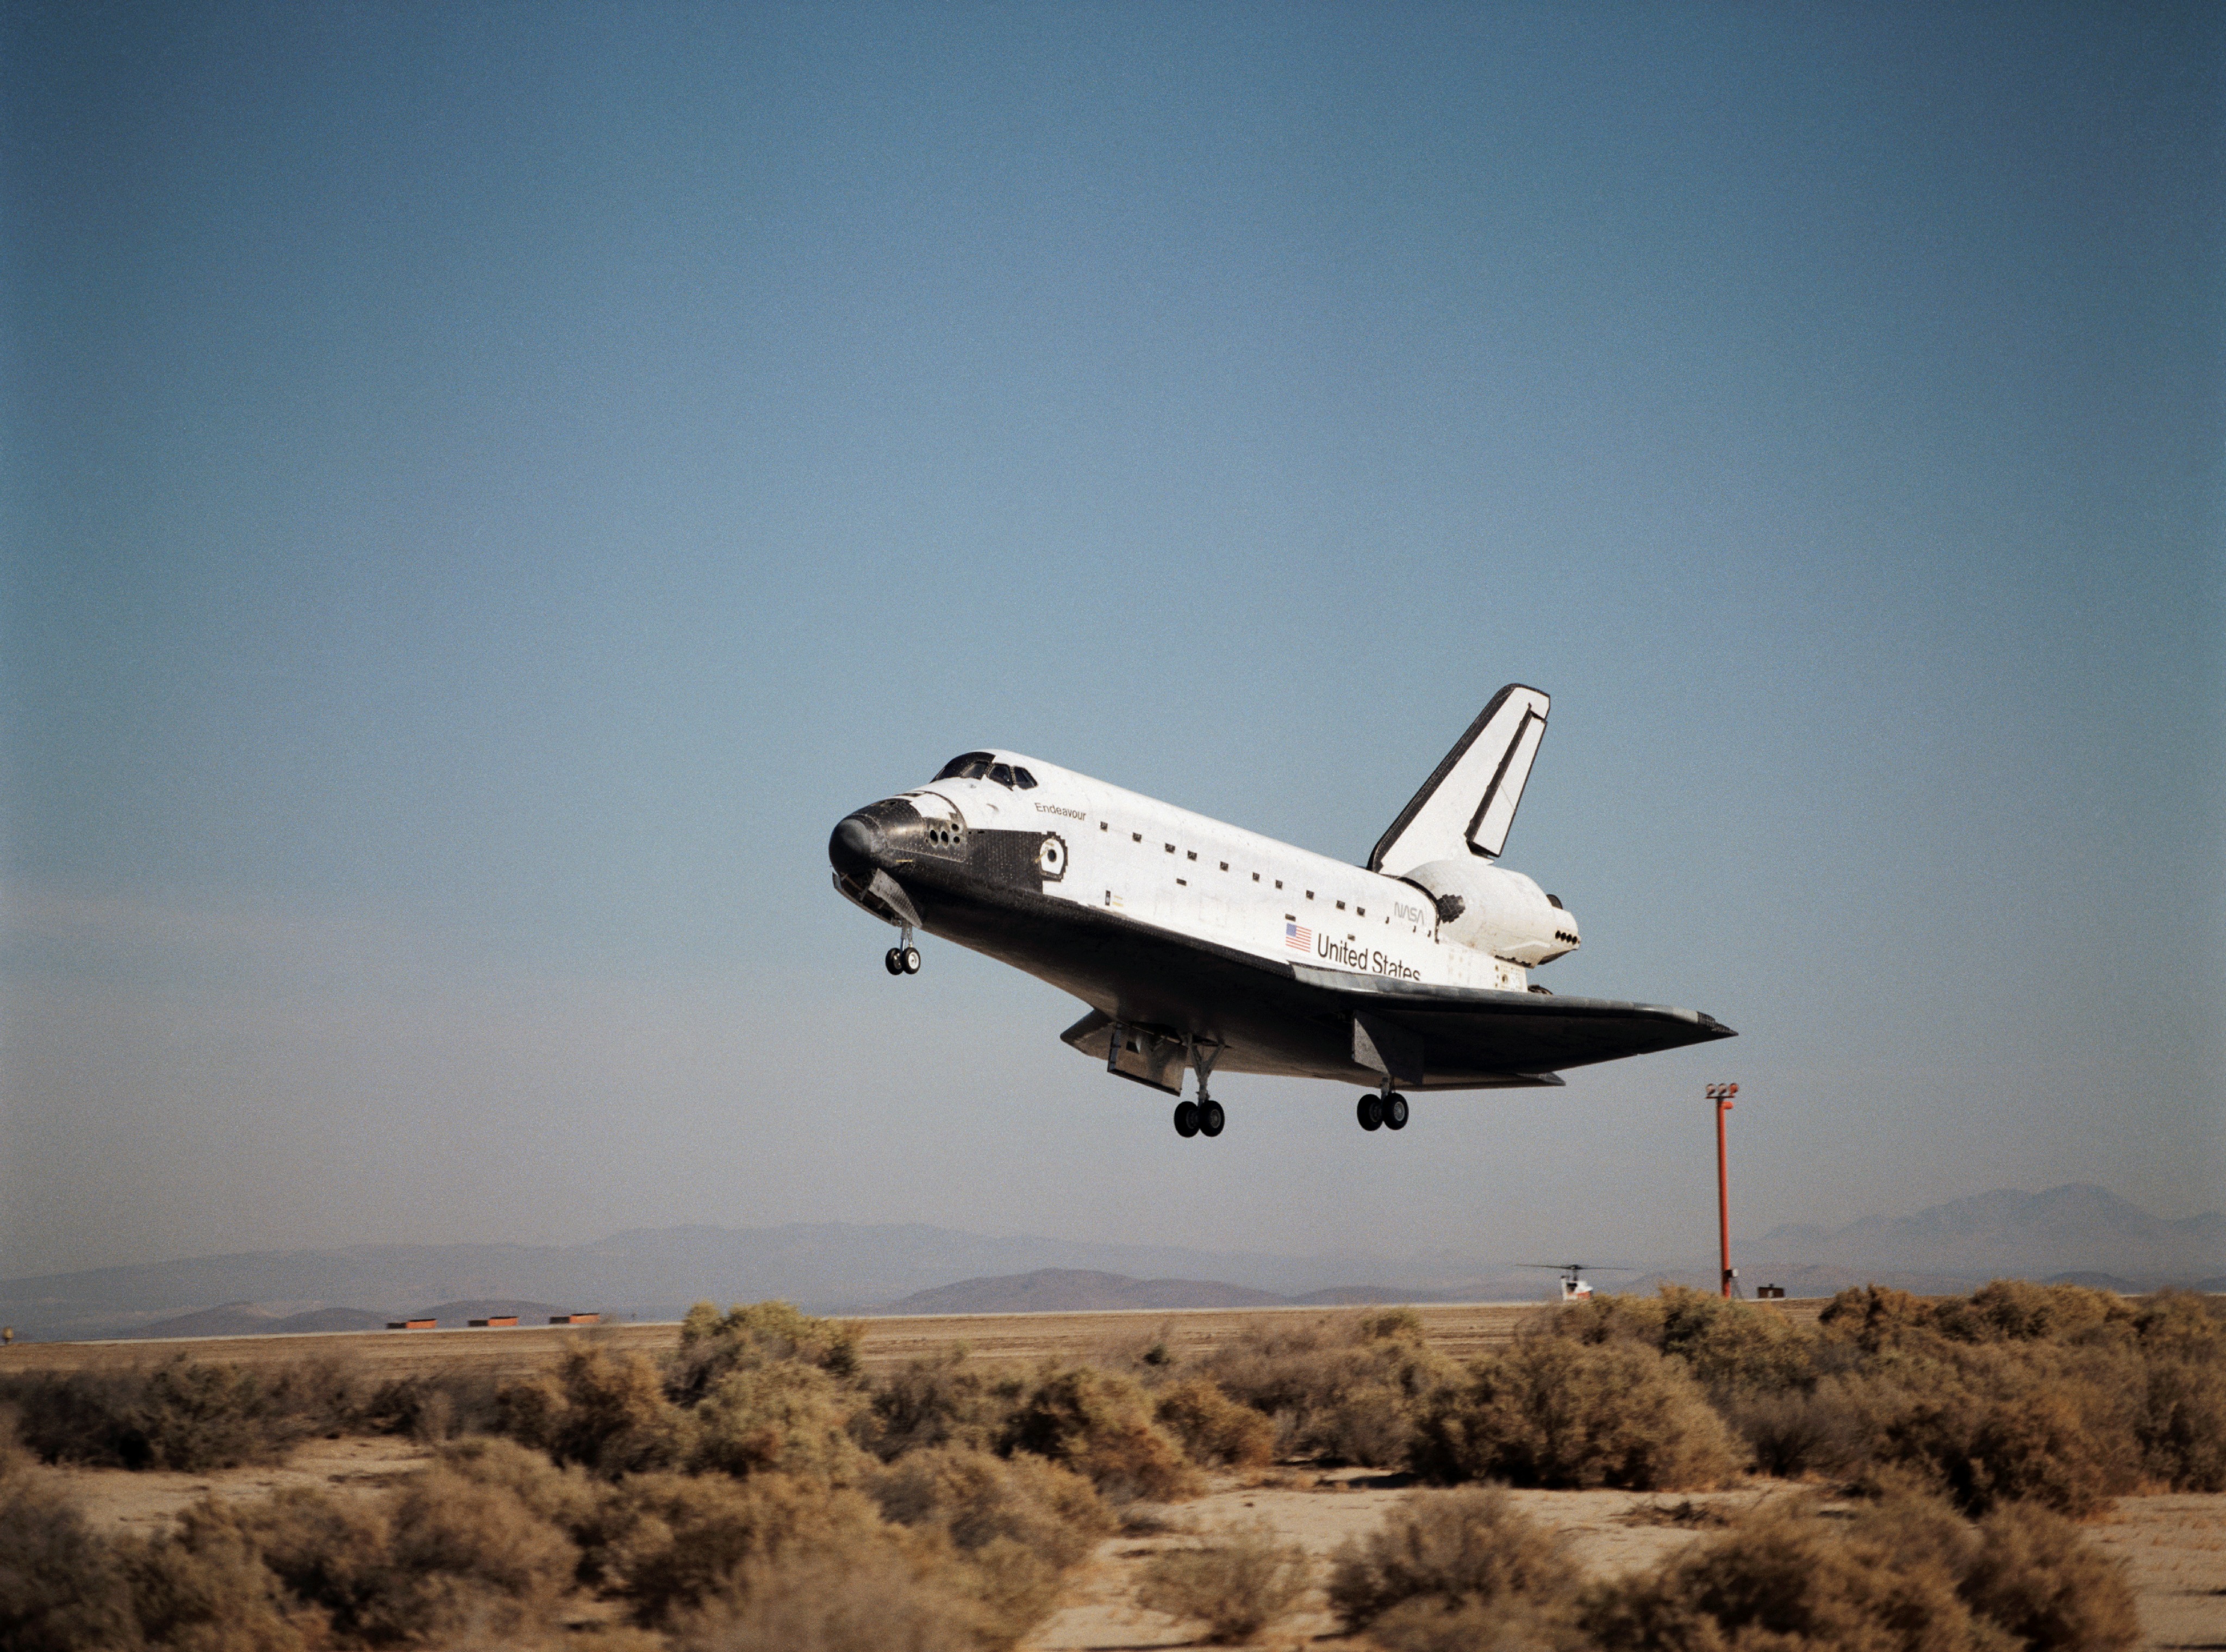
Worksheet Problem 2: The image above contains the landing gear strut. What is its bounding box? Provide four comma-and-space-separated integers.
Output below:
883, 926, 922, 976
1357, 1090, 1409, 1132
1169, 1037, 1225, 1139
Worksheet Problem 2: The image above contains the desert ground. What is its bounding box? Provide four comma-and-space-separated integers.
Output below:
0, 1296, 1838, 1381
10, 1301, 2222, 1650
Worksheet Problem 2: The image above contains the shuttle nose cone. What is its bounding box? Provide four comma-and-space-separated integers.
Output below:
829, 813, 884, 880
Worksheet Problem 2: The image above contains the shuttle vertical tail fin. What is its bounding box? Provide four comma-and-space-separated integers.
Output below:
1367, 684, 1550, 873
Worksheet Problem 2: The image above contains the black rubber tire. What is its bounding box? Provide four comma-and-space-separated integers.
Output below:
884, 949, 904, 975
1357, 1094, 1383, 1131
901, 946, 922, 974
1385, 1093, 1409, 1130
1200, 1100, 1225, 1137
1174, 1100, 1200, 1138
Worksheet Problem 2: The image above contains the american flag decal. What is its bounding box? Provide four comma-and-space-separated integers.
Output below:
1285, 921, 1311, 952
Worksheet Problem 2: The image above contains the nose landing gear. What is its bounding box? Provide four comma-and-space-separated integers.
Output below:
1357, 1090, 1409, 1132
883, 926, 922, 976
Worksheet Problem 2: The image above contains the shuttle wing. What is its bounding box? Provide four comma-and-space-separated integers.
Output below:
1290, 965, 1734, 1080
1369, 684, 1550, 872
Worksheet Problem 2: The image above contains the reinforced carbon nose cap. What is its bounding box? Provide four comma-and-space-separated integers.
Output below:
829, 814, 884, 879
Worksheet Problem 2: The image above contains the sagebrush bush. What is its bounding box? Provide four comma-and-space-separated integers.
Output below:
1962, 1500, 2143, 1652
1715, 1378, 1867, 1479
497, 1345, 695, 1479
0, 1356, 359, 1472
1412, 1336, 1738, 1491
859, 1351, 1021, 1462
1326, 1486, 1573, 1632
869, 1444, 1109, 1570
1581, 1490, 2138, 1652
0, 1473, 142, 1652
588, 1469, 891, 1628
673, 1545, 976, 1652
999, 1367, 1201, 1501
689, 1359, 871, 1486
1137, 1519, 1310, 1644
1155, 1378, 1276, 1469
669, 1301, 864, 1406
1191, 1310, 1452, 1469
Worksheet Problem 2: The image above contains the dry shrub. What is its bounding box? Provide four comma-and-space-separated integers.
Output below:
1581, 1491, 2137, 1652
674, 1544, 975, 1652
1716, 1379, 1868, 1479
589, 1469, 891, 1628
1156, 1379, 1276, 1469
497, 1345, 694, 1479
689, 1359, 870, 1486
357, 1368, 501, 1442
869, 1445, 1111, 1648
1412, 1337, 1738, 1491
435, 1435, 600, 1535
1555, 1289, 1814, 1385
870, 1444, 1109, 1569
1000, 1367, 1201, 1501
1818, 1284, 1934, 1355
207, 1463, 576, 1645
1962, 1501, 2143, 1651
2131, 1292, 2226, 1491
122, 1507, 311, 1652
2137, 1351, 2226, 1491
0, 1474, 141, 1652
860, 1351, 1021, 1462
1860, 1343, 2136, 1518
1930, 1280, 2132, 1346
1192, 1310, 1451, 1469
381, 1462, 579, 1623
669, 1301, 864, 1406
0, 1356, 359, 1473
222, 1486, 391, 1638
1326, 1486, 1574, 1632
1137, 1518, 1310, 1644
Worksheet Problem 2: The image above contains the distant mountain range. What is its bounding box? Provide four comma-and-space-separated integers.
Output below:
879, 1269, 1486, 1315
2, 1185, 2213, 1342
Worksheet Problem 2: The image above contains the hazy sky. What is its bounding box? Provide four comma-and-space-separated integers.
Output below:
4, 3, 2219, 1282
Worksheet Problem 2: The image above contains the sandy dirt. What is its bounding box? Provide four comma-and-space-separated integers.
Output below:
39, 1435, 435, 1539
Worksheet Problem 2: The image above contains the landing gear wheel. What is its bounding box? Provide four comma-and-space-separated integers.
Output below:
1174, 1100, 1201, 1138
1357, 1094, 1384, 1131
884, 948, 904, 976
1385, 1093, 1409, 1131
1199, 1100, 1225, 1137
901, 946, 922, 975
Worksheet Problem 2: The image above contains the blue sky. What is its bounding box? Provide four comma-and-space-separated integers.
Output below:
3, 2, 2218, 1280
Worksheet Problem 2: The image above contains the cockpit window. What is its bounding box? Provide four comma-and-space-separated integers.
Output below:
934, 752, 996, 782
989, 763, 1015, 787
1011, 767, 1037, 789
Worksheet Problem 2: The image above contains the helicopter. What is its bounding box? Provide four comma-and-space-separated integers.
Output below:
1519, 1263, 1635, 1303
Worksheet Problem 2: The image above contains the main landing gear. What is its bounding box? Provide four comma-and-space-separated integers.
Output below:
1172, 1037, 1224, 1138
1357, 1090, 1410, 1132
1173, 1098, 1225, 1139
883, 925, 922, 976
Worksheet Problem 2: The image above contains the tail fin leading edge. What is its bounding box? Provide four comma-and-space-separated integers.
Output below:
1367, 684, 1550, 873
